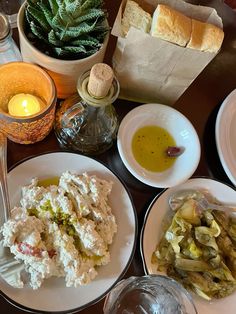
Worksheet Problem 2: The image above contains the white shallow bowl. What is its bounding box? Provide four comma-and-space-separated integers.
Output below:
0, 152, 137, 313
140, 177, 236, 314
215, 89, 236, 186
117, 103, 201, 188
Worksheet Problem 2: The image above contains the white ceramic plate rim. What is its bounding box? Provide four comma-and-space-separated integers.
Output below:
140, 177, 236, 314
117, 103, 200, 188
215, 89, 236, 186
0, 152, 138, 313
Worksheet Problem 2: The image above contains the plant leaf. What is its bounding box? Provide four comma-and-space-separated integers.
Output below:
35, 2, 54, 29
65, 0, 82, 16
80, 0, 103, 12
58, 2, 73, 23
48, 30, 63, 46
84, 48, 99, 56
60, 18, 99, 40
48, 0, 59, 15
74, 8, 105, 24
53, 44, 86, 57
29, 21, 48, 43
27, 5, 51, 32
55, 0, 63, 6
71, 38, 100, 48
64, 45, 87, 53
59, 22, 70, 41
72, 0, 102, 18
64, 0, 78, 5
51, 12, 64, 30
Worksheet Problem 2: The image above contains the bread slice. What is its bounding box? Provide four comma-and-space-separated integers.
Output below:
187, 19, 224, 53
121, 0, 152, 36
151, 4, 191, 47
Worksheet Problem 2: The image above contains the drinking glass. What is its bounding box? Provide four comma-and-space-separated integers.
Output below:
103, 275, 198, 314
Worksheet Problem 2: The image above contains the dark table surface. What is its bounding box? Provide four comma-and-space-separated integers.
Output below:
1, 0, 236, 313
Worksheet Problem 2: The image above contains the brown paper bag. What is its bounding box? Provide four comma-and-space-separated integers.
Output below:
111, 0, 223, 105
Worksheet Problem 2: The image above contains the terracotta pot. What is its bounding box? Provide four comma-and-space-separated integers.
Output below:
17, 2, 109, 99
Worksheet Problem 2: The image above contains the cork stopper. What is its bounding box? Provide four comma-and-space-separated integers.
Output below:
87, 63, 114, 98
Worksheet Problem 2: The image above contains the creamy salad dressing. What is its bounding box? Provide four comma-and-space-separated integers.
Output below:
1, 171, 117, 289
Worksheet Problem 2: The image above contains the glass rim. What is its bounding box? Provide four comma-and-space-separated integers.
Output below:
0, 62, 57, 122
103, 274, 198, 314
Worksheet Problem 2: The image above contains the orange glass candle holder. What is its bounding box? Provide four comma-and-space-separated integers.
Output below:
0, 62, 57, 144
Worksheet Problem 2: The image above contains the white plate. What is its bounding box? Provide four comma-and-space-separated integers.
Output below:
0, 152, 137, 313
140, 178, 236, 314
216, 89, 236, 186
117, 103, 200, 188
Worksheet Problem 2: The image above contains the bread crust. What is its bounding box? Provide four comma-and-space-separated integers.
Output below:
121, 0, 152, 36
122, 2, 224, 53
187, 19, 224, 53
151, 4, 191, 47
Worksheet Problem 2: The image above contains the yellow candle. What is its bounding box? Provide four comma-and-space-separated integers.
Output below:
8, 93, 43, 117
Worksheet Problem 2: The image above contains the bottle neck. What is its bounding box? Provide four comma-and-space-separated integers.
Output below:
77, 70, 120, 108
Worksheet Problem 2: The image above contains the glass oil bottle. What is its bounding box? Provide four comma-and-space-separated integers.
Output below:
55, 63, 120, 155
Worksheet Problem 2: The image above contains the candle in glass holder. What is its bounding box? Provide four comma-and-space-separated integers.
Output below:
8, 93, 44, 117
0, 62, 56, 144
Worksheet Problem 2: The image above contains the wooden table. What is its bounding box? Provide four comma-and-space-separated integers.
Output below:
1, 1, 236, 313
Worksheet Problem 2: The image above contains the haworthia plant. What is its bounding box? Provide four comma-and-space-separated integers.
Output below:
24, 0, 109, 60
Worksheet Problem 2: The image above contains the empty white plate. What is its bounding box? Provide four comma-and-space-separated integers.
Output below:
216, 89, 236, 186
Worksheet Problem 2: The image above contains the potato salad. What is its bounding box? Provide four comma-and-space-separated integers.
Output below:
1, 171, 117, 289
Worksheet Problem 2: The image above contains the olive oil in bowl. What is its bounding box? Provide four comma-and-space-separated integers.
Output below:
132, 125, 176, 172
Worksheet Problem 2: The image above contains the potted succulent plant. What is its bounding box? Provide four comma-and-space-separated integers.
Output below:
17, 0, 109, 99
